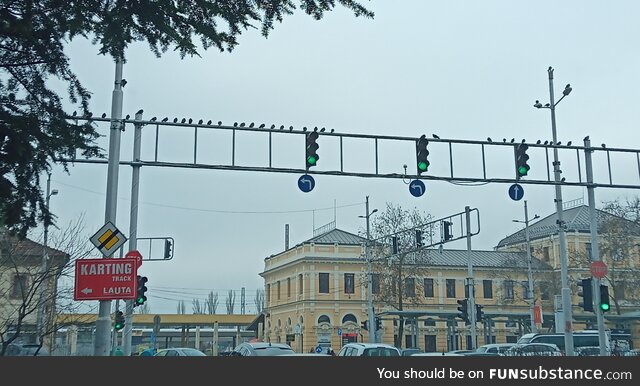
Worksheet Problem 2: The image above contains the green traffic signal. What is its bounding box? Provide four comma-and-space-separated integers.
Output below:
599, 284, 610, 313
600, 303, 610, 311
515, 144, 530, 178
518, 165, 529, 176
418, 160, 429, 172
416, 135, 430, 175
307, 155, 317, 166
305, 131, 319, 169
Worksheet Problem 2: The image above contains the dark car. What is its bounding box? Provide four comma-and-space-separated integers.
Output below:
231, 342, 295, 356
5, 343, 50, 356
503, 343, 562, 357
401, 348, 423, 356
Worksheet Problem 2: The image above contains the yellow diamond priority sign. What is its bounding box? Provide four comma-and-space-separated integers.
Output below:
90, 221, 127, 257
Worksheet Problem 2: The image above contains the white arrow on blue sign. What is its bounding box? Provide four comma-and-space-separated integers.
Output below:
508, 183, 524, 201
298, 174, 315, 193
409, 180, 426, 197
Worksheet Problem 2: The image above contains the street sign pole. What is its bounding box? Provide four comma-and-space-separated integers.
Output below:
465, 206, 477, 350
584, 137, 608, 355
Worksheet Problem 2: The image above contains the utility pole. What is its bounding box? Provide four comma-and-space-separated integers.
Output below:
360, 196, 378, 343
95, 58, 125, 356
36, 172, 57, 345
523, 201, 538, 333
465, 206, 477, 349
583, 137, 608, 355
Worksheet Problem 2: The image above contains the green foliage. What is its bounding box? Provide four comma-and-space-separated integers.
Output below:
0, 0, 374, 237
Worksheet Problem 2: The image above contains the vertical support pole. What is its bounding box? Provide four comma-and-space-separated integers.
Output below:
365, 196, 376, 343
465, 206, 477, 349
524, 201, 537, 333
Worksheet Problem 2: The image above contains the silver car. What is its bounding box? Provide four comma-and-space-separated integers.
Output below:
154, 347, 207, 356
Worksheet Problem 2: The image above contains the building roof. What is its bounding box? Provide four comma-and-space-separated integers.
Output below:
0, 229, 69, 265
419, 249, 551, 270
495, 205, 625, 248
307, 228, 367, 245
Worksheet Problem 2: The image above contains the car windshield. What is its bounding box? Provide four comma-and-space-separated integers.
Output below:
182, 349, 206, 356
363, 348, 399, 357
253, 347, 295, 356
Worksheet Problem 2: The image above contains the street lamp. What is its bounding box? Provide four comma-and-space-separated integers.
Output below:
36, 173, 58, 344
513, 200, 540, 333
359, 196, 378, 343
533, 66, 574, 355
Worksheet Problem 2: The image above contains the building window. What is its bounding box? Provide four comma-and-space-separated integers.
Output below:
424, 318, 436, 327
425, 335, 437, 352
504, 280, 514, 300
371, 273, 380, 294
446, 279, 456, 298
521, 281, 531, 300
266, 284, 271, 305
298, 274, 303, 295
319, 273, 329, 294
405, 278, 415, 297
540, 281, 550, 300
11, 274, 28, 299
586, 243, 592, 261
483, 280, 493, 299
277, 281, 281, 300
616, 282, 626, 300
287, 278, 291, 298
543, 246, 550, 262
344, 273, 355, 294
317, 315, 330, 324
342, 314, 357, 324
424, 278, 434, 298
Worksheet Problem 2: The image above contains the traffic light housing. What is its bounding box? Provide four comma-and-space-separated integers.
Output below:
164, 239, 172, 259
599, 284, 610, 313
361, 320, 369, 331
416, 134, 430, 175
443, 221, 453, 241
577, 278, 594, 312
415, 230, 423, 248
515, 143, 530, 179
305, 131, 319, 170
114, 311, 125, 331
375, 317, 382, 331
392, 236, 399, 254
475, 304, 484, 321
456, 299, 469, 323
135, 275, 148, 307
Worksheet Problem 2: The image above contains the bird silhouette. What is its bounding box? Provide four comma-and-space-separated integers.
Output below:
556, 141, 562, 146
503, 138, 507, 143
563, 84, 572, 96
188, 118, 192, 124
487, 137, 492, 142
544, 140, 549, 145
217, 121, 222, 126
151, 117, 157, 122
302, 127, 307, 132
432, 134, 440, 139
234, 122, 238, 127
173, 118, 178, 123
280, 125, 285, 130
601, 143, 606, 148
510, 138, 515, 143
101, 113, 107, 118
207, 120, 212, 125
521, 139, 526, 143
72, 111, 77, 117
136, 109, 143, 115
561, 177, 566, 182
270, 124, 275, 129
313, 127, 318, 132
259, 123, 265, 128
198, 119, 203, 125
181, 118, 186, 123
85, 112, 93, 118
536, 140, 541, 144
534, 100, 543, 108
239, 122, 245, 127
566, 141, 572, 146
330, 129, 335, 133
125, 114, 130, 120
289, 126, 294, 131
584, 136, 590, 141
249, 122, 254, 128
545, 103, 550, 107
320, 127, 325, 132
161, 117, 168, 122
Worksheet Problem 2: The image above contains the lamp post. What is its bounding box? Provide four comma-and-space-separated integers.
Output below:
359, 196, 378, 343
534, 66, 574, 355
513, 200, 540, 333
36, 172, 58, 344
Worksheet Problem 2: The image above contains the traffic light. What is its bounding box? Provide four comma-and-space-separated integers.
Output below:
375, 317, 382, 331
416, 134, 430, 175
135, 275, 148, 307
456, 299, 469, 323
305, 131, 319, 170
577, 278, 594, 312
515, 143, 530, 179
361, 320, 369, 331
443, 221, 452, 241
164, 239, 172, 259
114, 311, 125, 331
415, 230, 423, 248
475, 304, 484, 321
392, 236, 399, 254
599, 285, 610, 313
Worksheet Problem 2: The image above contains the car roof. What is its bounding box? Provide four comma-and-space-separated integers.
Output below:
241, 342, 292, 348
413, 352, 464, 356
344, 343, 397, 348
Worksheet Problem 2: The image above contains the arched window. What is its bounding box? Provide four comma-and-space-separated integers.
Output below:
342, 313, 357, 324
317, 315, 331, 324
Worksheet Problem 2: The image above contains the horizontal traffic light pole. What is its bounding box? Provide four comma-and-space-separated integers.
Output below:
60, 116, 640, 190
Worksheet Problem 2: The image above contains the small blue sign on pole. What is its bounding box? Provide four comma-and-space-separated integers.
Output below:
298, 174, 315, 193
409, 180, 426, 197
337, 327, 342, 336
508, 183, 525, 201
315, 345, 323, 353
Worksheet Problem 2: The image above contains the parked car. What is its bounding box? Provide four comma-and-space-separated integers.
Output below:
574, 346, 603, 356
401, 348, 423, 356
154, 347, 207, 356
412, 351, 464, 356
337, 343, 401, 357
503, 343, 562, 357
5, 343, 50, 356
231, 342, 295, 356
474, 343, 515, 355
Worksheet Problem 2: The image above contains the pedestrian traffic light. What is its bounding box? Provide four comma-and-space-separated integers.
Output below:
515, 143, 530, 179
443, 221, 453, 241
456, 299, 469, 323
475, 304, 484, 321
415, 229, 423, 248
305, 131, 319, 170
361, 320, 369, 331
392, 236, 399, 254
577, 278, 594, 312
164, 239, 172, 259
135, 275, 148, 307
114, 311, 125, 331
375, 317, 382, 331
599, 284, 610, 312
416, 134, 430, 175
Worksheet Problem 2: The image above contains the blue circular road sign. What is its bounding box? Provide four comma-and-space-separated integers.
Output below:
315, 345, 323, 353
409, 179, 426, 197
298, 174, 316, 193
508, 183, 525, 201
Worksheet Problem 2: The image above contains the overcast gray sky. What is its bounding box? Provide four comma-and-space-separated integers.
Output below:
47, 0, 640, 314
